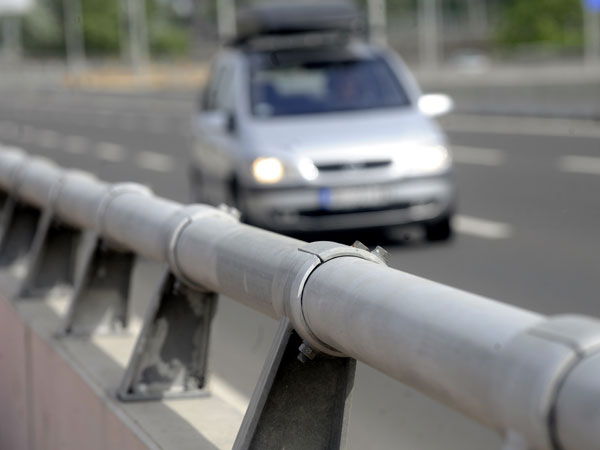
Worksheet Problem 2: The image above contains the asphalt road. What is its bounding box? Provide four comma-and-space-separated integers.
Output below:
1, 88, 599, 449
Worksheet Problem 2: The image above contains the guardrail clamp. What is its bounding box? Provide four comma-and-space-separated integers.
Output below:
233, 317, 355, 450
60, 232, 135, 336
118, 266, 216, 401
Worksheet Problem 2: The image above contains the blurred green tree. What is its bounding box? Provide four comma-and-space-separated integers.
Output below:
21, 0, 190, 58
80, 0, 120, 54
22, 0, 64, 56
496, 0, 583, 48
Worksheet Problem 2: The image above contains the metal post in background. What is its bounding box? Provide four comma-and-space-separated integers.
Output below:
217, 0, 236, 42
126, 0, 150, 70
63, 0, 86, 72
584, 6, 600, 66
117, 0, 128, 63
466, 0, 486, 35
418, 0, 440, 69
367, 0, 387, 46
2, 15, 21, 64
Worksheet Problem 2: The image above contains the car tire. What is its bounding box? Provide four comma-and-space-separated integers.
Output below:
227, 175, 240, 208
424, 215, 454, 242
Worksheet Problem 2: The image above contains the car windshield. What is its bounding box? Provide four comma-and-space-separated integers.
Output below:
249, 56, 411, 117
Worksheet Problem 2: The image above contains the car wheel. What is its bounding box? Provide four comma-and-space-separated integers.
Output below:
424, 215, 454, 242
227, 175, 240, 208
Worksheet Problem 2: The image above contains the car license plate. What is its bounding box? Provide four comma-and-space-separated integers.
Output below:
319, 185, 396, 210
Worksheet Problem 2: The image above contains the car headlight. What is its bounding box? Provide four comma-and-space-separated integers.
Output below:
252, 157, 284, 184
405, 145, 450, 175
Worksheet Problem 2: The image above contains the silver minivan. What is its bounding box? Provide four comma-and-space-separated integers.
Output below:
190, 3, 455, 240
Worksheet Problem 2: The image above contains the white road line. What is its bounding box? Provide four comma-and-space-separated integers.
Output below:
64, 135, 89, 154
451, 145, 506, 166
36, 129, 61, 149
134, 151, 175, 172
21, 125, 37, 144
558, 155, 600, 175
453, 215, 513, 240
0, 120, 20, 140
96, 142, 125, 162
442, 114, 600, 139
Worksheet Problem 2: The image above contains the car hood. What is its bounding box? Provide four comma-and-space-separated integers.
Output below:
243, 108, 445, 162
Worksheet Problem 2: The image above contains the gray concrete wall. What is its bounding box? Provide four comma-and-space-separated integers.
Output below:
0, 287, 242, 450
0, 298, 150, 450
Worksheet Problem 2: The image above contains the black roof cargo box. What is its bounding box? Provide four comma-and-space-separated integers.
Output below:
234, 2, 363, 46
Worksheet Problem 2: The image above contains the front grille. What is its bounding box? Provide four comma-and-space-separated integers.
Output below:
315, 159, 392, 172
298, 202, 412, 218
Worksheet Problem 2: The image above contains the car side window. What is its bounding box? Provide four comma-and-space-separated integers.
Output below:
214, 61, 235, 113
202, 60, 225, 111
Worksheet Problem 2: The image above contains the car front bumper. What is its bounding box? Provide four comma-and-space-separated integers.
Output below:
240, 176, 455, 232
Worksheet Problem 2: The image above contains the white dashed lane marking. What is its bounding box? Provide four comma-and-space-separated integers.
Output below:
558, 155, 600, 176
453, 215, 513, 240
21, 125, 37, 144
36, 129, 61, 149
443, 114, 600, 139
64, 135, 89, 155
134, 151, 175, 172
451, 145, 506, 166
95, 142, 126, 162
0, 120, 20, 140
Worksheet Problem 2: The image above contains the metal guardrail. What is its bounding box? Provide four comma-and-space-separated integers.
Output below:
0, 147, 599, 450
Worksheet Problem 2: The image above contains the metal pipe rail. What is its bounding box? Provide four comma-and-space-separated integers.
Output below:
0, 147, 599, 450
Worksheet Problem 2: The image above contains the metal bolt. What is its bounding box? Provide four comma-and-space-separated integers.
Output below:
352, 240, 369, 251
298, 341, 319, 363
372, 245, 390, 265
218, 203, 241, 220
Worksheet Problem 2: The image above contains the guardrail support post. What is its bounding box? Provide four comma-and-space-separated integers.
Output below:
118, 266, 217, 401
18, 207, 80, 300
61, 232, 135, 336
0, 195, 42, 278
0, 191, 8, 214
233, 318, 355, 450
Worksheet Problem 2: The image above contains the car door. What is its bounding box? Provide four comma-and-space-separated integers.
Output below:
193, 54, 239, 205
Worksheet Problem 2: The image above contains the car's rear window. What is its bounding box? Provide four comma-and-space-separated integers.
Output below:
249, 55, 411, 117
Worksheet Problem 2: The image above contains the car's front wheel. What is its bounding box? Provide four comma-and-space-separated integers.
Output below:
424, 215, 454, 242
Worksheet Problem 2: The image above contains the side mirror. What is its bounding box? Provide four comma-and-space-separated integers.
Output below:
200, 111, 237, 134
202, 111, 228, 130
418, 94, 454, 117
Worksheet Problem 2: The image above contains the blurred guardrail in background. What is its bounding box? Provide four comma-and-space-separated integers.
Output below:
1, 147, 600, 450
418, 65, 600, 120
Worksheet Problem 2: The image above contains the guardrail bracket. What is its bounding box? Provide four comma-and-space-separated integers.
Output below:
0, 195, 41, 279
118, 266, 217, 401
61, 232, 135, 336
18, 208, 79, 300
234, 318, 355, 450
